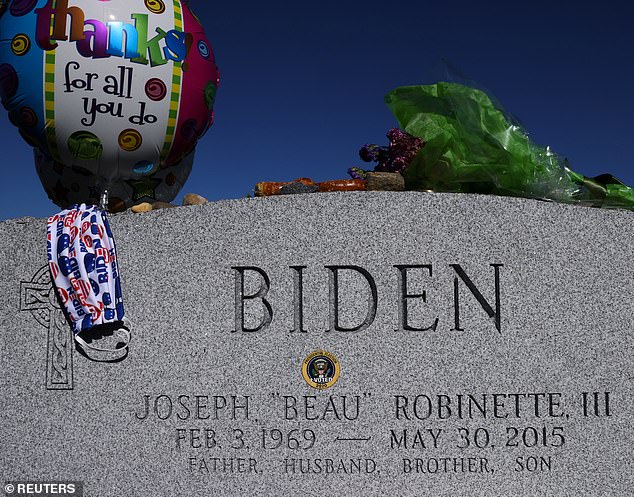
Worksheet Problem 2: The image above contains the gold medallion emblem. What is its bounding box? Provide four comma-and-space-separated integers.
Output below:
302, 350, 340, 390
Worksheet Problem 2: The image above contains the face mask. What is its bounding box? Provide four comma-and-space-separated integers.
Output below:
47, 204, 130, 362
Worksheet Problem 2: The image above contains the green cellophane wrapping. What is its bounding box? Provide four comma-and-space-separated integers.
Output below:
385, 82, 634, 211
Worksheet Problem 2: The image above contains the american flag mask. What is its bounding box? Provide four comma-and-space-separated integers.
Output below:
47, 204, 130, 361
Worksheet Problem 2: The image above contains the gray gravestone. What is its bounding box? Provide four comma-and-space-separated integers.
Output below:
1, 192, 632, 496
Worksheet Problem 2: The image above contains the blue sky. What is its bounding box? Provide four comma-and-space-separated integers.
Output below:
1, 0, 633, 220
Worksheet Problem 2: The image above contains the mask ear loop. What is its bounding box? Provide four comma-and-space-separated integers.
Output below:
74, 317, 132, 362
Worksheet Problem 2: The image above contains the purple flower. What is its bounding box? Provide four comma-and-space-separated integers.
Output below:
358, 128, 425, 173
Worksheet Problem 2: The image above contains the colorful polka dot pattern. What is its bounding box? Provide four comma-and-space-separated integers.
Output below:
18, 106, 37, 127
144, 0, 165, 14
0, 0, 219, 209
118, 129, 143, 151
11, 34, 31, 56
10, 0, 38, 17
145, 78, 167, 101
68, 131, 103, 160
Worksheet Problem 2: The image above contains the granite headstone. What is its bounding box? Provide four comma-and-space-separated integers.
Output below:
1, 192, 632, 496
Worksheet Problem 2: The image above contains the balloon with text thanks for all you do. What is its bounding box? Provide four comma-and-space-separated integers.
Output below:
0, 0, 220, 211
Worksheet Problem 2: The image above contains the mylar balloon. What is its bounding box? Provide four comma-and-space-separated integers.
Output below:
0, 0, 219, 210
